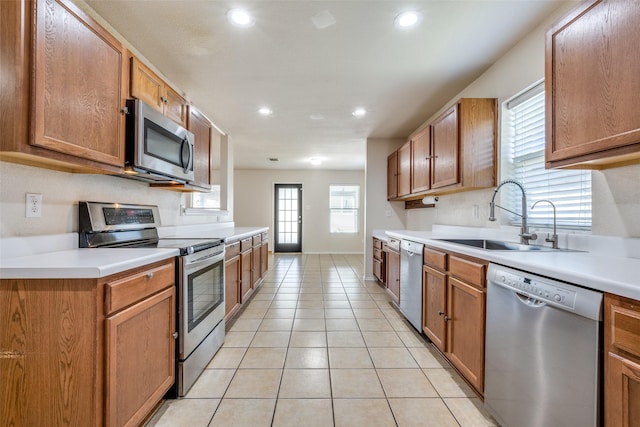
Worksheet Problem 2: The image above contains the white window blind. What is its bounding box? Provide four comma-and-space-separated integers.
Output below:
503, 83, 591, 229
329, 185, 359, 233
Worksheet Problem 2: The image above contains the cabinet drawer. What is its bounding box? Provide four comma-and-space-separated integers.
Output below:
386, 238, 400, 252
106, 260, 175, 315
261, 231, 269, 241
609, 298, 640, 359
373, 248, 383, 260
373, 238, 383, 250
252, 234, 262, 246
449, 255, 486, 288
424, 247, 447, 271
240, 237, 252, 252
226, 241, 240, 259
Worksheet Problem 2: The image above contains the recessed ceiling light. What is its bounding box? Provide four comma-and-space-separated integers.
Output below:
309, 114, 325, 120
309, 158, 322, 166
258, 107, 273, 116
395, 11, 420, 28
352, 108, 367, 117
228, 9, 254, 27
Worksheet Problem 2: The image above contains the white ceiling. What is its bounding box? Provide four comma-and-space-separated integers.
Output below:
85, 0, 571, 171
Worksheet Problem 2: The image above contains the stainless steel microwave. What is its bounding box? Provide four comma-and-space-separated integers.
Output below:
125, 99, 194, 183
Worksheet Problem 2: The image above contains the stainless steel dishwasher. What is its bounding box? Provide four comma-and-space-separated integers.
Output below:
485, 263, 603, 427
399, 239, 424, 331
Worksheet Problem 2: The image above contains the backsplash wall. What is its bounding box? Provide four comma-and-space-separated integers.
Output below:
0, 161, 230, 238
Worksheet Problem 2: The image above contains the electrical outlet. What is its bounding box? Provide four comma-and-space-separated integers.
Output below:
472, 204, 479, 218
26, 193, 42, 218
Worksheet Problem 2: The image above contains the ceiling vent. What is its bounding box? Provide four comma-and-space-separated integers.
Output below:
268, 158, 279, 162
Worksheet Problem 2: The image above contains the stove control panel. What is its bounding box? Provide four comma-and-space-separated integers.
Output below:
490, 267, 577, 309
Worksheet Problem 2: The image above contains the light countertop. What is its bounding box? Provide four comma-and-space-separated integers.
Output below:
0, 226, 268, 279
386, 229, 640, 301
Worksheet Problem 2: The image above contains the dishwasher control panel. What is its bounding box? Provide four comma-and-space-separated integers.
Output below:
490, 266, 577, 309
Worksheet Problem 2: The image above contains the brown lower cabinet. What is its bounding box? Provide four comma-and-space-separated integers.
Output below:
0, 259, 176, 427
605, 293, 640, 427
422, 246, 487, 395
372, 237, 385, 284
224, 232, 269, 321
384, 238, 400, 304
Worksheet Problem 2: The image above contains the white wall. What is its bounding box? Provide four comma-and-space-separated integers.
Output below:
365, 1, 640, 266
0, 161, 233, 237
234, 169, 365, 254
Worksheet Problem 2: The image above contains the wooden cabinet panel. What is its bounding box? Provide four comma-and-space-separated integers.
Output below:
373, 238, 386, 284
0, 278, 102, 427
411, 127, 431, 193
423, 265, 447, 351
605, 293, 640, 426
386, 247, 400, 304
240, 249, 252, 302
130, 56, 188, 128
373, 238, 383, 250
446, 277, 485, 393
33, 0, 126, 167
105, 286, 175, 427
431, 105, 459, 189
387, 151, 398, 200
225, 241, 240, 259
105, 261, 175, 315
397, 141, 412, 197
260, 240, 269, 278
423, 247, 447, 271
546, 0, 640, 168
252, 244, 261, 288
449, 255, 486, 289
224, 254, 241, 321
187, 106, 212, 187
606, 352, 640, 427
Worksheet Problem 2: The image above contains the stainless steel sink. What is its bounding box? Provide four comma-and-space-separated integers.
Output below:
436, 238, 559, 251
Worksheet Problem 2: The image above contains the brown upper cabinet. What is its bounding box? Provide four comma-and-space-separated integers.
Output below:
397, 141, 412, 197
546, 0, 640, 169
1, 0, 128, 173
187, 106, 213, 188
411, 127, 431, 193
130, 57, 189, 128
387, 98, 497, 202
387, 151, 399, 200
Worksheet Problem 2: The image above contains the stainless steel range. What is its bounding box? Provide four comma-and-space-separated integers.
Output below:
79, 201, 225, 397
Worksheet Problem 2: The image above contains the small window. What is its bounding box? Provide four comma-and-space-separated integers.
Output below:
502, 82, 592, 229
329, 185, 359, 233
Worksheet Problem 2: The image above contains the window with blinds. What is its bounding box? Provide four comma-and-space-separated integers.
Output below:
502, 82, 591, 229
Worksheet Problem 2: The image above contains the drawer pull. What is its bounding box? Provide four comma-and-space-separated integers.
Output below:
173, 332, 178, 339
146, 272, 154, 280
444, 316, 452, 321
438, 311, 445, 316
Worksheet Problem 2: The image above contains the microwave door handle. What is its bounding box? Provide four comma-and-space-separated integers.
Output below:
180, 137, 191, 174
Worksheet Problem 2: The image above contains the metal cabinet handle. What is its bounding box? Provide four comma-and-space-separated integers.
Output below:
438, 311, 444, 316
444, 316, 452, 321
146, 272, 154, 279
172, 332, 178, 339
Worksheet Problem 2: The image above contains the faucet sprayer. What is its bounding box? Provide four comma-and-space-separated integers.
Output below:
488, 179, 537, 245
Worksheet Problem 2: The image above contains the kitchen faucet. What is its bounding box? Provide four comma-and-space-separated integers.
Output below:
488, 179, 538, 245
531, 199, 559, 249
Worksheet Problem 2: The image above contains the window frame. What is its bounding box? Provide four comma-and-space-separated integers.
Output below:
329, 184, 360, 234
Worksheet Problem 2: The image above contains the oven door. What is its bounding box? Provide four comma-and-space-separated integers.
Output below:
178, 249, 225, 360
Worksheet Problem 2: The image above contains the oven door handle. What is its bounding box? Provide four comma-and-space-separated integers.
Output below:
184, 253, 224, 270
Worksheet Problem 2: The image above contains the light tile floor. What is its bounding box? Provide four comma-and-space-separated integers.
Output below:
146, 253, 498, 427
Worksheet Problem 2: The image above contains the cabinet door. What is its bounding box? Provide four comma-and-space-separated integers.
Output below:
164, 86, 188, 128
240, 250, 252, 302
252, 245, 261, 288
386, 250, 400, 304
260, 241, 269, 277
422, 266, 447, 352
188, 106, 212, 187
411, 128, 431, 193
546, 0, 640, 168
446, 277, 485, 393
130, 57, 164, 113
431, 105, 459, 189
224, 255, 241, 321
105, 286, 175, 427
373, 258, 383, 283
397, 141, 412, 197
33, 0, 126, 167
606, 352, 640, 427
387, 151, 398, 200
